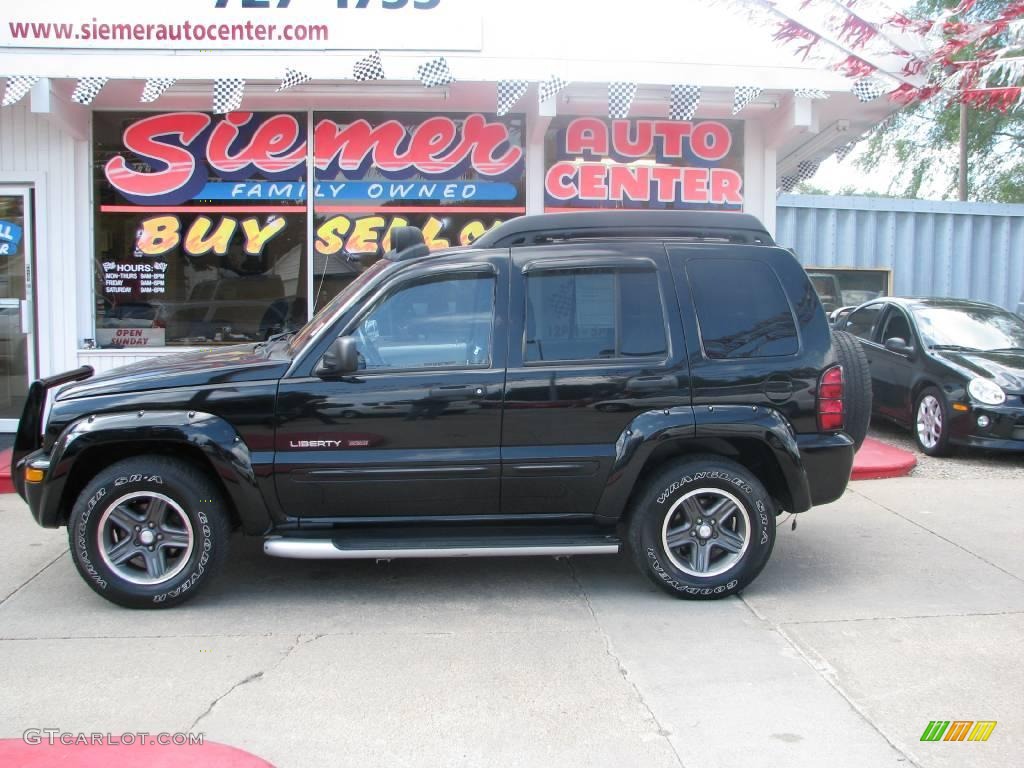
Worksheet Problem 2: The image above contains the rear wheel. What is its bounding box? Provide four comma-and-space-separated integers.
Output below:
831, 330, 872, 451
67, 456, 230, 608
627, 456, 776, 599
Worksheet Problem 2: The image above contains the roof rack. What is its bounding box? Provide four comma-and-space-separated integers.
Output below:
473, 211, 775, 248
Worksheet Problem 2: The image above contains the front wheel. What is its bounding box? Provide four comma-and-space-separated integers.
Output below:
627, 456, 776, 599
914, 387, 952, 456
67, 456, 230, 608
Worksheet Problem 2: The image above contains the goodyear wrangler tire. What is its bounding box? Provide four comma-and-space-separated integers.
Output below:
627, 456, 776, 600
67, 456, 230, 609
831, 329, 872, 451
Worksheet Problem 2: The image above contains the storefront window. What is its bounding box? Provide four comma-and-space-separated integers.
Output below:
544, 117, 745, 212
310, 111, 526, 311
93, 111, 308, 347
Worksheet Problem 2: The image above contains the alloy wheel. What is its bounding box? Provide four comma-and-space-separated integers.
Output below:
96, 492, 194, 586
661, 488, 751, 577
916, 394, 944, 450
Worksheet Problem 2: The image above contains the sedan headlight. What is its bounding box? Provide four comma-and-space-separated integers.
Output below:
968, 377, 1006, 406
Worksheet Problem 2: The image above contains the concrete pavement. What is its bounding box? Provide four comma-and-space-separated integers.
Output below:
1, 477, 1021, 767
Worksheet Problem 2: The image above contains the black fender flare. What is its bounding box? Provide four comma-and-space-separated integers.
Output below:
33, 410, 272, 535
593, 404, 812, 523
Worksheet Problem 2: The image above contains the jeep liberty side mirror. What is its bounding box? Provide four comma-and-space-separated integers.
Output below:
884, 337, 913, 356
317, 336, 359, 376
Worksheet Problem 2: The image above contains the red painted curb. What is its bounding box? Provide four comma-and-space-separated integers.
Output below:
0, 738, 275, 767
0, 447, 13, 495
851, 437, 917, 480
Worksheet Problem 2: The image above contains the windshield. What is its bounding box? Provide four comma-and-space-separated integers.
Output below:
286, 259, 390, 355
912, 305, 1024, 352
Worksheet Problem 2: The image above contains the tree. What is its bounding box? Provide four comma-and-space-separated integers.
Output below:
857, 0, 1024, 202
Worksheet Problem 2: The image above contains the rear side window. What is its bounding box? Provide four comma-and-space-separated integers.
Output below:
686, 259, 798, 359
845, 304, 883, 341
525, 268, 667, 362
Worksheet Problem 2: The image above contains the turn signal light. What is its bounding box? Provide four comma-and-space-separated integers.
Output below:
817, 365, 845, 432
25, 467, 45, 484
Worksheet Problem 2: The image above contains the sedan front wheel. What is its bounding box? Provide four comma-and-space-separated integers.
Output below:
914, 387, 952, 457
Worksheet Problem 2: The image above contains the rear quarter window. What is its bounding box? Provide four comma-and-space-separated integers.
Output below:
686, 258, 799, 359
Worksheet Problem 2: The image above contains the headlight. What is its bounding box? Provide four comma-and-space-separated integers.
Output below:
968, 378, 1005, 406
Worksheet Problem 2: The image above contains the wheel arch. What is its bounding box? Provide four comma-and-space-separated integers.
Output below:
594, 405, 811, 525
38, 410, 272, 535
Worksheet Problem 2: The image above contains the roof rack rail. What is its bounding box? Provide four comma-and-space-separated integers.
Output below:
473, 211, 775, 248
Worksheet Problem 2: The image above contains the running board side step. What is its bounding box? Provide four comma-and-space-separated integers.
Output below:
263, 533, 621, 560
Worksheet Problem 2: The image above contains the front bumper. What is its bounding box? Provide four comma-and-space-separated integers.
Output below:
949, 401, 1024, 452
797, 432, 856, 507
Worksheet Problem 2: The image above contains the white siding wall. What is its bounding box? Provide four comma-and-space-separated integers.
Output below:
0, 102, 90, 378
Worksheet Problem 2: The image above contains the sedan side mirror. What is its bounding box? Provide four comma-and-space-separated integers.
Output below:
884, 337, 914, 356
317, 336, 359, 377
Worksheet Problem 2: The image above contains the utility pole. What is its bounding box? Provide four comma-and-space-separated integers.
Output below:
958, 102, 969, 201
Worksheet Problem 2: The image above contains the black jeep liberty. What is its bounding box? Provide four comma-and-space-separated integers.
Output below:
13, 211, 870, 608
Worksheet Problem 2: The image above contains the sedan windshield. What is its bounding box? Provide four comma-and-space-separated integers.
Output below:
912, 305, 1024, 352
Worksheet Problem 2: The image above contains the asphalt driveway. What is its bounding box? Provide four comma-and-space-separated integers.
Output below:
1, 476, 1021, 768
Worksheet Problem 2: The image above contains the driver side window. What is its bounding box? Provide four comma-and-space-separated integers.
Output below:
881, 308, 912, 345
352, 272, 496, 371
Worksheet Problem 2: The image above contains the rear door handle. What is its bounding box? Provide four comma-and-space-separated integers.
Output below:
626, 375, 678, 393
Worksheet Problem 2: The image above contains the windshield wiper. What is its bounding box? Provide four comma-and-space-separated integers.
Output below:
929, 344, 980, 352
988, 347, 1024, 354
255, 330, 297, 351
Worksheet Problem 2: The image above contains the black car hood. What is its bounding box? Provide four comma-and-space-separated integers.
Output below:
57, 344, 290, 400
934, 349, 1024, 393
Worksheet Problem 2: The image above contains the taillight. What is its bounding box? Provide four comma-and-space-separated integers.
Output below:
818, 365, 844, 432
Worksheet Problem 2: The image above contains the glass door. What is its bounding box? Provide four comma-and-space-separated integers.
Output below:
0, 187, 35, 431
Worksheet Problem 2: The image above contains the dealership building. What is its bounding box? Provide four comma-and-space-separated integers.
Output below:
0, 0, 897, 431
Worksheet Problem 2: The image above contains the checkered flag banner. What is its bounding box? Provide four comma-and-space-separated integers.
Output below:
496, 80, 528, 116
779, 175, 799, 193
2, 76, 39, 106
852, 78, 883, 103
794, 88, 828, 100
213, 78, 245, 113
140, 78, 175, 103
277, 68, 311, 92
608, 82, 637, 119
71, 77, 108, 106
538, 75, 568, 104
834, 141, 857, 162
353, 50, 385, 82
796, 160, 820, 181
669, 85, 700, 121
417, 57, 453, 88
732, 86, 761, 114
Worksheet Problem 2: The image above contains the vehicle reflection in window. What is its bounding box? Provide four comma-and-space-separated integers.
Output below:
353, 273, 495, 370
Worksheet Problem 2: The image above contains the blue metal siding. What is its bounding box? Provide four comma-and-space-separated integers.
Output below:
777, 195, 1024, 311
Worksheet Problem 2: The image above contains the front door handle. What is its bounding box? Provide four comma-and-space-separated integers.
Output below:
429, 384, 487, 399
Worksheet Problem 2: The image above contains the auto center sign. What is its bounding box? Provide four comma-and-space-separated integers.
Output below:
544, 117, 745, 210
2, 0, 482, 51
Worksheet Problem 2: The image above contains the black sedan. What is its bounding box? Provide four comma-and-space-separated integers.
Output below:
842, 297, 1024, 456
